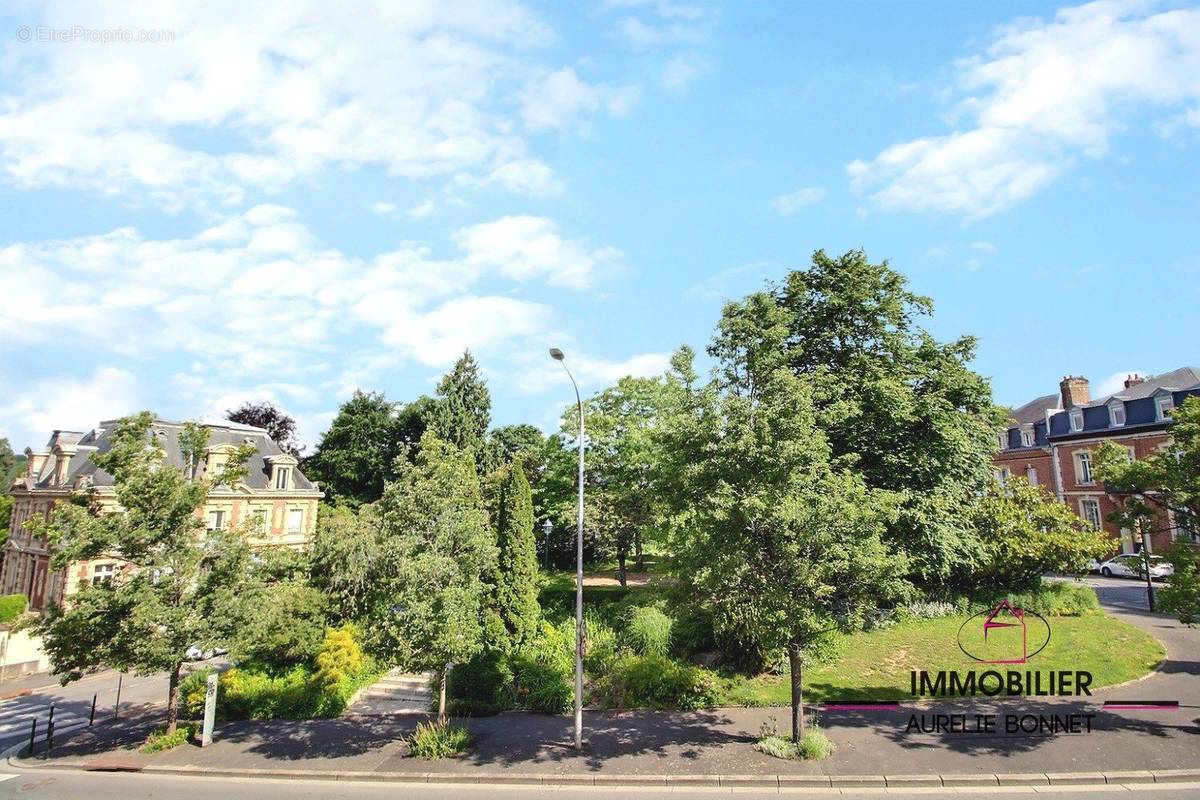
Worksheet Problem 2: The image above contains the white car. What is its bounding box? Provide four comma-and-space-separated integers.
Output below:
1097, 554, 1174, 581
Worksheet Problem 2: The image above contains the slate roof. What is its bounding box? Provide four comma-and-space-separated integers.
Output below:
1081, 367, 1200, 407
1008, 392, 1060, 425
19, 420, 318, 493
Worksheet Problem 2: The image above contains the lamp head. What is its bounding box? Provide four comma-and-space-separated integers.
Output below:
549, 347, 565, 361
541, 519, 553, 534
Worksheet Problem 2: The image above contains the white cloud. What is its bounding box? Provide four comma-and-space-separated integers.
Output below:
0, 207, 620, 394
408, 199, 436, 219
0, 367, 140, 447
519, 67, 640, 131
772, 187, 826, 215
454, 215, 619, 288
849, 1, 1200, 218
660, 52, 708, 93
512, 349, 674, 395
371, 202, 397, 215
0, 1, 573, 206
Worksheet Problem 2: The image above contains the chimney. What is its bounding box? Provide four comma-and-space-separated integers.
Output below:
1060, 375, 1090, 409
1123, 373, 1145, 389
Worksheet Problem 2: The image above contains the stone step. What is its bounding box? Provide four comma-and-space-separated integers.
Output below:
345, 670, 436, 717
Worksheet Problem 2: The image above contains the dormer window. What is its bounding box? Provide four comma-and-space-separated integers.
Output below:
1156, 395, 1175, 421
1109, 402, 1126, 427
1069, 409, 1084, 432
1020, 428, 1034, 447
265, 454, 299, 491
997, 433, 1007, 451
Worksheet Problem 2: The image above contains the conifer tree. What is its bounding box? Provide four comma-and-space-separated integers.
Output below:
489, 459, 540, 649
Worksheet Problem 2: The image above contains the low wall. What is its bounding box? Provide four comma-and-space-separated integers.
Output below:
0, 627, 49, 679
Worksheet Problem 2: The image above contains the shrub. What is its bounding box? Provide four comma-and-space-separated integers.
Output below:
0, 594, 27, 624
594, 654, 719, 710
623, 606, 673, 657
1005, 581, 1100, 617
582, 616, 619, 675
754, 718, 834, 760
408, 718, 470, 759
314, 625, 366, 689
1160, 544, 1200, 624
235, 582, 328, 669
512, 654, 572, 714
897, 600, 959, 621
140, 724, 196, 753
448, 649, 514, 713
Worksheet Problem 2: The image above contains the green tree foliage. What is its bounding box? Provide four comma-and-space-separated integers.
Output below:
303, 390, 424, 507
488, 460, 541, 649
709, 250, 1004, 585
541, 349, 698, 579
30, 413, 264, 734
231, 580, 329, 669
1097, 396, 1200, 623
312, 432, 496, 714
226, 401, 304, 457
1158, 545, 1200, 624
428, 351, 492, 473
967, 477, 1111, 593
0, 438, 17, 486
668, 370, 904, 741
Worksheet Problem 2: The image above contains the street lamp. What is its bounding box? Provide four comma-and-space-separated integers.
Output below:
540, 518, 553, 571
550, 346, 585, 751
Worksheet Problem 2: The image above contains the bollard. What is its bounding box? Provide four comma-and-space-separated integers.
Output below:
114, 674, 123, 720
47, 720, 53, 754
90, 693, 97, 726
27, 717, 36, 756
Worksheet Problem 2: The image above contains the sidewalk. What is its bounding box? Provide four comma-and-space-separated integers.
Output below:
13, 579, 1198, 782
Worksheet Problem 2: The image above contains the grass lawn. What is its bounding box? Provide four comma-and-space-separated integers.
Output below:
716, 613, 1164, 706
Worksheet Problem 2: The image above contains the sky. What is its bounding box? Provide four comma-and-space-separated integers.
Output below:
1, 0, 1198, 452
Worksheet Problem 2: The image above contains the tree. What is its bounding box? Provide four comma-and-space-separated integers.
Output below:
226, 401, 304, 457
487, 459, 541, 649
709, 250, 1004, 586
0, 438, 16, 486
31, 413, 261, 734
967, 477, 1111, 593
669, 371, 904, 741
303, 390, 406, 507
428, 351, 492, 473
315, 432, 495, 718
1097, 396, 1200, 622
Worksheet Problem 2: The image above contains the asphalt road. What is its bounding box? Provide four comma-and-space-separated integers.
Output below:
0, 771, 1195, 800
0, 669, 170, 749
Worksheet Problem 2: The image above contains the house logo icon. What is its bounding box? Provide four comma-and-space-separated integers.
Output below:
956, 599, 1051, 664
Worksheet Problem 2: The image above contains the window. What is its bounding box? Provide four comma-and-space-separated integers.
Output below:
92, 563, 115, 587
1025, 467, 1038, 486
1069, 409, 1084, 432
206, 510, 226, 531
1020, 429, 1034, 447
997, 433, 1007, 451
287, 509, 304, 533
1109, 403, 1126, 427
275, 467, 290, 490
1079, 498, 1102, 530
1156, 395, 1175, 421
993, 467, 1010, 486
1125, 446, 1136, 462
250, 510, 268, 535
1075, 451, 1094, 485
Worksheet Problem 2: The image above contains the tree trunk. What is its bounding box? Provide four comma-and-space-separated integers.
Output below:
788, 643, 805, 743
634, 533, 644, 571
438, 663, 449, 722
165, 661, 183, 735
617, 550, 627, 587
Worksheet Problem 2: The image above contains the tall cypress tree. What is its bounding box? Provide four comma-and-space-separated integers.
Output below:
489, 459, 540, 649
429, 351, 492, 472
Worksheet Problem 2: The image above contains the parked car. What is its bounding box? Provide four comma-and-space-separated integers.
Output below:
186, 645, 230, 661
1097, 553, 1174, 581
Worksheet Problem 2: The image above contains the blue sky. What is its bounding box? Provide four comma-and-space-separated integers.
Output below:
1, 0, 1198, 451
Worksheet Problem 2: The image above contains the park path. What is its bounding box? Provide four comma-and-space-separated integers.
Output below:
344, 669, 433, 717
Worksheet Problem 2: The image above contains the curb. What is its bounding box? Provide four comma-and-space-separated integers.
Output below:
9, 756, 1200, 788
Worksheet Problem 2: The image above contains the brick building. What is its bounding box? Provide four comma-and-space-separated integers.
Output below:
995, 367, 1200, 556
1, 419, 323, 610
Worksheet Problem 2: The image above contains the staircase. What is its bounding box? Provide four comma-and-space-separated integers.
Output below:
345, 668, 434, 716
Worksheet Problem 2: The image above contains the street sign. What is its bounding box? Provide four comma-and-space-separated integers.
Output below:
201, 672, 217, 746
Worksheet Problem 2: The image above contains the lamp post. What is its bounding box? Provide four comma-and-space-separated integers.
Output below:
550, 347, 585, 751
540, 518, 553, 571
